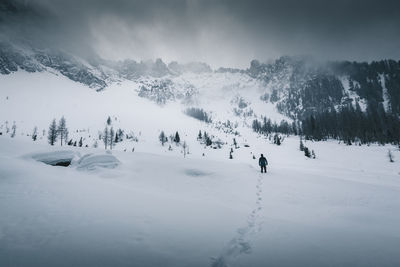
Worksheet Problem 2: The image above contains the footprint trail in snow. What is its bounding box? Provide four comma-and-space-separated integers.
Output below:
211, 173, 264, 267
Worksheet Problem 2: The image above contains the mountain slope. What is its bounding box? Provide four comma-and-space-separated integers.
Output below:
1, 40, 400, 122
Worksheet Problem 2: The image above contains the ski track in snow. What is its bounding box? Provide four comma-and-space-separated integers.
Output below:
211, 172, 265, 267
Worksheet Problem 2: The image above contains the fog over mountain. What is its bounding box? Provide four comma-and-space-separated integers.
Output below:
1, 0, 400, 68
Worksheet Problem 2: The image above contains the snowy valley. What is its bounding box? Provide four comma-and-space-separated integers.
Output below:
1, 60, 400, 267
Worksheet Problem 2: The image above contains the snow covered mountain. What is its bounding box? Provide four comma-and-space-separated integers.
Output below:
247, 56, 400, 118
2, 41, 399, 122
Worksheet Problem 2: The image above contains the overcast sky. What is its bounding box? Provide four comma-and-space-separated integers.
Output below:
1, 0, 400, 68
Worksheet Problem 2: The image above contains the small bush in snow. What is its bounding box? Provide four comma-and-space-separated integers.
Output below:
388, 150, 394, 162
312, 150, 316, 159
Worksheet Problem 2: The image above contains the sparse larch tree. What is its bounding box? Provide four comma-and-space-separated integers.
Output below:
48, 119, 58, 145
233, 138, 238, 149
10, 122, 16, 138
57, 116, 68, 146
109, 127, 115, 150
182, 141, 187, 158
103, 127, 109, 149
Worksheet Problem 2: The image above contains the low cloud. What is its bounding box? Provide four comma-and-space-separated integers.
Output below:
1, 0, 399, 68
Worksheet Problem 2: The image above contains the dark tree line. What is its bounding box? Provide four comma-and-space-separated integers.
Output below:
301, 101, 400, 144
184, 108, 212, 123
252, 102, 400, 145
252, 117, 298, 135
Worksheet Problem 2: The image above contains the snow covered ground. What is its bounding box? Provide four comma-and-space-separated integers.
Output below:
1, 136, 400, 267
1, 71, 400, 266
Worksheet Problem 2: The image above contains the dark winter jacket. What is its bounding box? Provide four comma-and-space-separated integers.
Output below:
259, 156, 268, 166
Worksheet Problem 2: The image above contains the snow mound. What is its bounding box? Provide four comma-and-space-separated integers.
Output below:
29, 150, 77, 167
74, 153, 120, 171
27, 150, 120, 170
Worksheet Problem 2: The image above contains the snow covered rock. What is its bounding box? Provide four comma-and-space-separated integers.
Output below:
73, 153, 120, 171
29, 150, 77, 167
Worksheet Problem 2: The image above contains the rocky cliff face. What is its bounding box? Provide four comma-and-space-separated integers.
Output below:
0, 42, 107, 90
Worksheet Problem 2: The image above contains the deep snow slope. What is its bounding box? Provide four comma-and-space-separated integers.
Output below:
0, 70, 285, 161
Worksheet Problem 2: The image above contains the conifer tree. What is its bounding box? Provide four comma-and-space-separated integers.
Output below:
32, 126, 38, 141
206, 136, 212, 146
116, 129, 124, 143
304, 147, 311, 158
299, 138, 304, 151
274, 134, 281, 145
203, 131, 208, 144
159, 131, 166, 146
174, 131, 180, 144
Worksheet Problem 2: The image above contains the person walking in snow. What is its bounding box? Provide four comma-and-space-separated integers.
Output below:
259, 154, 268, 173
